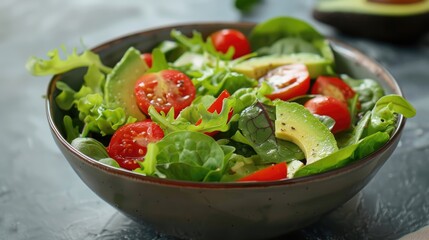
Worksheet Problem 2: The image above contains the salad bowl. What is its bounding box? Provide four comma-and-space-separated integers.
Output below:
46, 22, 406, 240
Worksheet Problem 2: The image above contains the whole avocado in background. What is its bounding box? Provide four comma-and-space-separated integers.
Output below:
313, 0, 429, 43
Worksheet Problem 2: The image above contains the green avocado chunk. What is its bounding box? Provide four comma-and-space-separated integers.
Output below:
104, 47, 148, 121
313, 0, 429, 43
275, 101, 338, 165
232, 53, 332, 80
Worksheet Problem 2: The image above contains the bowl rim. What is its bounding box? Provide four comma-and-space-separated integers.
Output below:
46, 21, 406, 189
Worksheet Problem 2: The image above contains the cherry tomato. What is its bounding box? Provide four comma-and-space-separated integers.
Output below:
135, 69, 196, 116
195, 90, 233, 136
311, 76, 356, 103
141, 53, 153, 68
209, 29, 251, 59
238, 162, 287, 182
304, 96, 351, 133
107, 121, 164, 170
260, 64, 311, 101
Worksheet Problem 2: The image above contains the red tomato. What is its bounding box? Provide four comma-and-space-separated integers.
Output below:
209, 29, 251, 59
135, 69, 196, 116
107, 121, 164, 170
311, 76, 356, 103
238, 162, 287, 182
260, 64, 311, 101
207, 90, 232, 114
141, 53, 153, 68
304, 96, 351, 133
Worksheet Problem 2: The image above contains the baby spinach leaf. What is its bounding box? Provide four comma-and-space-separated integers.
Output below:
249, 16, 334, 63
294, 131, 389, 178
142, 131, 227, 182
238, 102, 304, 164
256, 37, 320, 56
99, 158, 120, 168
220, 154, 262, 182
234, 0, 262, 13
341, 74, 385, 113
71, 137, 109, 160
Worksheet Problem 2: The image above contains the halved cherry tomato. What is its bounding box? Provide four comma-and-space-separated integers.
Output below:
304, 96, 351, 133
209, 29, 251, 59
107, 120, 164, 170
311, 76, 356, 103
260, 63, 311, 101
238, 162, 287, 182
195, 90, 233, 136
135, 69, 196, 117
141, 53, 153, 68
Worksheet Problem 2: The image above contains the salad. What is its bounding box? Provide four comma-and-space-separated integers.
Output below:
27, 17, 416, 182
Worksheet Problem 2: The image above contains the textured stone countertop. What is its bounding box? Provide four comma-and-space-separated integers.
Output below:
1, 0, 428, 239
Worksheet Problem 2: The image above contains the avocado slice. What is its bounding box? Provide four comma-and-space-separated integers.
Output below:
275, 101, 338, 164
313, 0, 429, 43
232, 53, 332, 80
105, 47, 148, 121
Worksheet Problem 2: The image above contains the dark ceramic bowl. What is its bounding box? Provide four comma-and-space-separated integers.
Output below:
46, 22, 405, 240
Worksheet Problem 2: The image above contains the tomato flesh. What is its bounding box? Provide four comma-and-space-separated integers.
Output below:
135, 69, 196, 117
141, 53, 153, 68
238, 162, 288, 182
209, 29, 251, 59
107, 121, 164, 170
311, 76, 356, 103
304, 96, 351, 133
260, 63, 311, 101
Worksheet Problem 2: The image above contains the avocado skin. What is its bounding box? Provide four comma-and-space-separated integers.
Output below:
313, 10, 429, 43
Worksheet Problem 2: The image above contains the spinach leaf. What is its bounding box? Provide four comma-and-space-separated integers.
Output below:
238, 102, 304, 164
234, 0, 262, 13
220, 154, 262, 182
341, 74, 385, 113
249, 16, 334, 63
336, 111, 371, 148
294, 131, 389, 178
256, 37, 320, 56
99, 158, 120, 168
142, 131, 228, 182
71, 137, 109, 160
156, 40, 186, 62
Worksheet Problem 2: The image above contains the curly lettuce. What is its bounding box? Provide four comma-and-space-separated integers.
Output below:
26, 46, 111, 76
27, 46, 135, 140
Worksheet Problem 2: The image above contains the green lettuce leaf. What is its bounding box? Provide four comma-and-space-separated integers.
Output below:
76, 93, 136, 136
368, 94, 416, 135
26, 46, 111, 76
148, 96, 237, 134
171, 29, 234, 59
